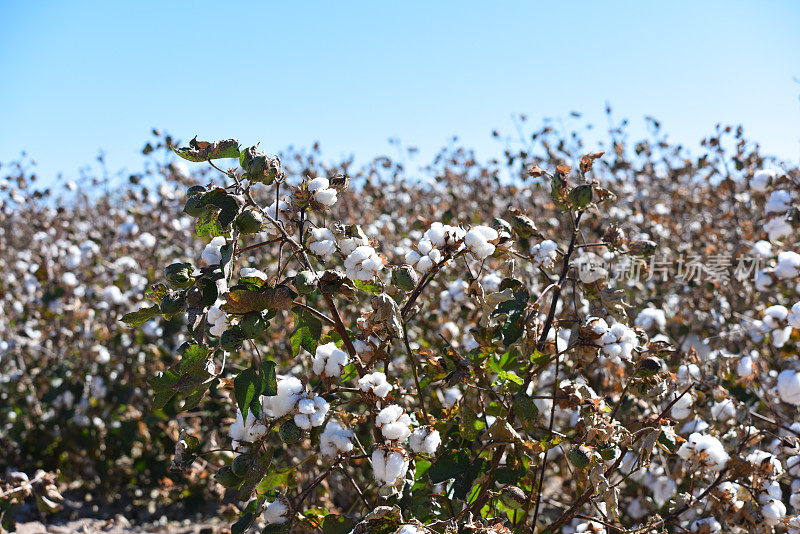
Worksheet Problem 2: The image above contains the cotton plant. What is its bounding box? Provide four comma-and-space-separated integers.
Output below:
102, 131, 800, 534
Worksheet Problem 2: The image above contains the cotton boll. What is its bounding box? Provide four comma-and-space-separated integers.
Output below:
635, 307, 666, 331
690, 517, 721, 533
778, 370, 800, 405
319, 420, 354, 460
670, 391, 694, 420
309, 228, 337, 258
751, 169, 776, 192
344, 245, 383, 280
531, 240, 558, 269
677, 433, 729, 471
789, 302, 800, 330
752, 240, 773, 258
358, 371, 393, 398
408, 426, 441, 455
263, 496, 290, 524
761, 499, 786, 526
737, 355, 755, 379
776, 252, 800, 279
207, 305, 228, 337
764, 217, 793, 242
371, 446, 410, 489
575, 253, 608, 284
240, 267, 268, 281
765, 190, 793, 214
228, 409, 268, 450
710, 399, 736, 422
200, 236, 226, 266
465, 225, 498, 260
375, 405, 412, 441
312, 342, 349, 378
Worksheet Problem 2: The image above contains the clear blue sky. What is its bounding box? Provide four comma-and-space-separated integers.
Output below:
1, 1, 799, 184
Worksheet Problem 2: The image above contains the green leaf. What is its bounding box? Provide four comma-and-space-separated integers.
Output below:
121, 304, 161, 327
195, 187, 240, 229
195, 209, 224, 238
322, 515, 356, 534
234, 367, 261, 419
238, 452, 270, 501
172, 138, 240, 162
261, 360, 278, 396
495, 370, 523, 386
290, 309, 323, 356
353, 279, 381, 295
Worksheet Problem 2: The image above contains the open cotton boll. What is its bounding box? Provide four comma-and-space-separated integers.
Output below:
308, 177, 338, 207
375, 404, 412, 441
789, 302, 800, 330
531, 240, 558, 269
207, 304, 228, 337
263, 496, 291, 524
228, 409, 267, 450
294, 396, 329, 430
408, 426, 441, 455
312, 342, 349, 378
765, 217, 793, 242
670, 391, 693, 420
763, 305, 792, 348
765, 190, 793, 214
319, 420, 354, 460
424, 222, 465, 248
752, 240, 773, 258
308, 227, 337, 258
677, 432, 729, 471
751, 169, 776, 192
240, 267, 268, 281
200, 236, 226, 266
762, 499, 787, 526
465, 225, 498, 259
358, 371, 392, 398
575, 253, 608, 284
776, 251, 800, 279
261, 375, 304, 418
690, 518, 721, 533
372, 447, 409, 488
635, 307, 666, 331
737, 355, 755, 378
778, 370, 800, 405
344, 245, 383, 281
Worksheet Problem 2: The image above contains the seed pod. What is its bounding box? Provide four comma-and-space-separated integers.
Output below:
160, 293, 186, 318
220, 327, 246, 352
164, 262, 194, 289
567, 184, 593, 209
500, 486, 527, 510
239, 311, 268, 339
231, 454, 252, 478
391, 265, 418, 292
234, 210, 264, 234
294, 270, 318, 295
214, 465, 243, 489
279, 419, 302, 444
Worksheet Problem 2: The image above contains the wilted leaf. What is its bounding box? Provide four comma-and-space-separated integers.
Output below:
223, 284, 294, 314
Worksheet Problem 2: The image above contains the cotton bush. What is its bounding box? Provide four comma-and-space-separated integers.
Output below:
2, 117, 800, 532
